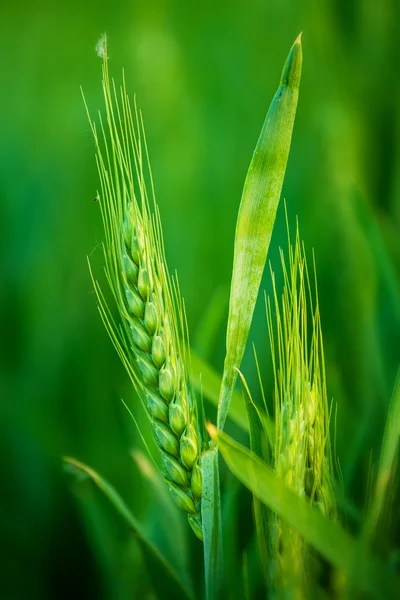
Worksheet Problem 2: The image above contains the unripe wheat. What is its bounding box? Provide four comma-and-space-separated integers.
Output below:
267, 219, 336, 594
85, 34, 203, 540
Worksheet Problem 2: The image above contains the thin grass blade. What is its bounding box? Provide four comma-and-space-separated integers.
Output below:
218, 34, 303, 431
364, 369, 400, 540
64, 456, 194, 600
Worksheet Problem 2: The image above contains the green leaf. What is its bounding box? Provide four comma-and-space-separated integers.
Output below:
218, 34, 303, 431
364, 369, 400, 540
201, 446, 223, 600
63, 456, 194, 600
208, 426, 400, 600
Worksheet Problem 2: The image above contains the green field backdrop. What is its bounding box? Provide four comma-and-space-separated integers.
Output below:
1, 1, 399, 598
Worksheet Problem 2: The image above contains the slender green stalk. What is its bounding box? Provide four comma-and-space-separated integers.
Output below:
202, 446, 223, 599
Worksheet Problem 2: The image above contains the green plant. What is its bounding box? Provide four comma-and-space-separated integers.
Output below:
84, 33, 204, 540
63, 30, 400, 600
202, 35, 303, 598
267, 222, 336, 595
66, 31, 302, 598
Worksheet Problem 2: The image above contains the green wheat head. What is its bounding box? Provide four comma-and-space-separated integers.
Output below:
267, 219, 336, 595
85, 33, 203, 540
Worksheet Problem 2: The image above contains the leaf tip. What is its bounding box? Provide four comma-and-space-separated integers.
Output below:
280, 33, 303, 89
295, 31, 303, 45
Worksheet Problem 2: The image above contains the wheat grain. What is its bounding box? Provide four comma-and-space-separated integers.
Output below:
85, 34, 203, 540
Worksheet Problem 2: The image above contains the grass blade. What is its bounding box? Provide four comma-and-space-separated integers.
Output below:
64, 456, 194, 600
208, 426, 400, 600
218, 34, 303, 431
201, 446, 223, 599
364, 369, 400, 540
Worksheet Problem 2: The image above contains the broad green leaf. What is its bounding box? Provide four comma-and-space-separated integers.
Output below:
201, 446, 223, 600
208, 426, 400, 600
364, 369, 400, 540
238, 370, 270, 587
64, 457, 194, 600
218, 34, 303, 431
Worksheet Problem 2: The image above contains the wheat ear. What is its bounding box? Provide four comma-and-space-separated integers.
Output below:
85, 34, 203, 541
266, 218, 336, 593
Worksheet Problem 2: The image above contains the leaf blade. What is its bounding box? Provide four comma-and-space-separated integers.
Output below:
64, 456, 194, 600
218, 34, 303, 431
364, 369, 400, 540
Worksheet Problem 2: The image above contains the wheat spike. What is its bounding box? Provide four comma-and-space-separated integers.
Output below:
84, 34, 203, 540
266, 217, 336, 594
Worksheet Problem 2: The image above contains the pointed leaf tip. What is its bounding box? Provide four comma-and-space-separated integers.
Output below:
280, 34, 303, 89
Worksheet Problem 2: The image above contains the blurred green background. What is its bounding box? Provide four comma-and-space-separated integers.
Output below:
1, 0, 399, 597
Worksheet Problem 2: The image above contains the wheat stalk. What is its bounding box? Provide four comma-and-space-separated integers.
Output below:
266, 217, 336, 595
85, 33, 203, 541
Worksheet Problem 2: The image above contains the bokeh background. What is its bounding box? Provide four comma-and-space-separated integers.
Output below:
1, 0, 399, 597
